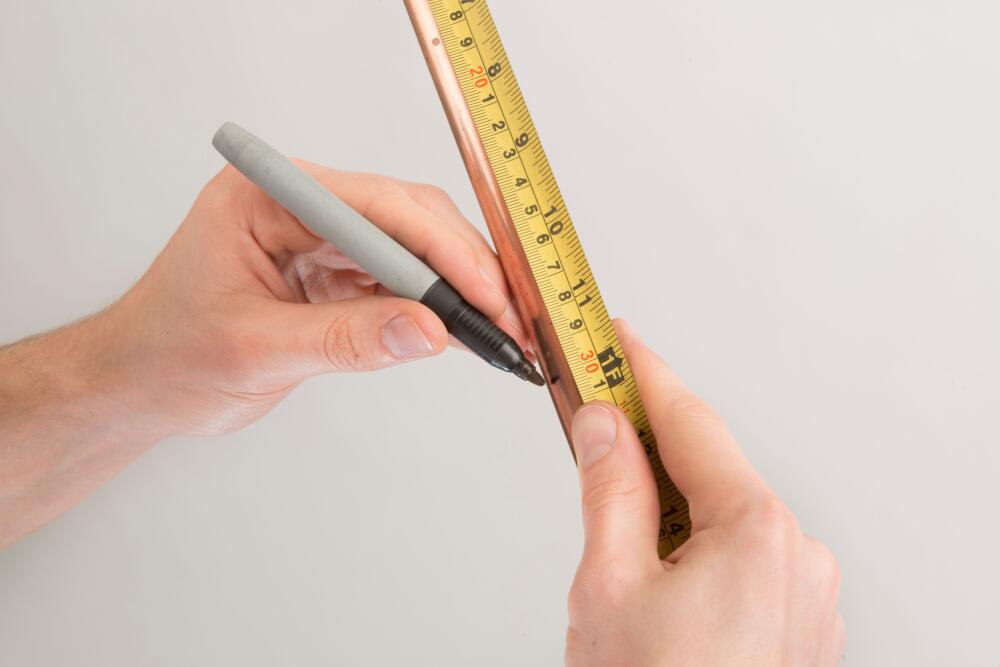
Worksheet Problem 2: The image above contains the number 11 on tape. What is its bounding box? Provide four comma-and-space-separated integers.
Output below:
405, 0, 692, 557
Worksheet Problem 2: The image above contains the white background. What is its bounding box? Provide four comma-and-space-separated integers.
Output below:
1, 1, 998, 664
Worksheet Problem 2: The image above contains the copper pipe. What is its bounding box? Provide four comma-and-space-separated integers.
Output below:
404, 0, 582, 448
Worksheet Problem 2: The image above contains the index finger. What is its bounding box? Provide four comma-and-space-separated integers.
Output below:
616, 320, 767, 528
304, 166, 510, 317
230, 160, 530, 349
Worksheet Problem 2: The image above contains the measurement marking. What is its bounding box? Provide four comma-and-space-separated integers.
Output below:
427, 0, 690, 555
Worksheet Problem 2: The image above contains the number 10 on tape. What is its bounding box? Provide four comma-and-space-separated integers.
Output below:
405, 0, 692, 557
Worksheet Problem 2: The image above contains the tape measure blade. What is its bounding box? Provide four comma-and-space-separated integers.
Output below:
410, 0, 692, 556
405, 0, 584, 444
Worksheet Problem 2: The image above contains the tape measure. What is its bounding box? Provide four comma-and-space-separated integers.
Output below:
406, 0, 691, 557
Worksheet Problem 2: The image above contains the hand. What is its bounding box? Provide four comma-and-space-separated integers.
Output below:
0, 164, 529, 546
96, 163, 530, 438
565, 321, 844, 666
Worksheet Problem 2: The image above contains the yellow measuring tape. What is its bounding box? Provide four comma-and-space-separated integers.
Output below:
408, 0, 691, 557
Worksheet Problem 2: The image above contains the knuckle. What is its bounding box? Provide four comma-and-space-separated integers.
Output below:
323, 312, 377, 370
582, 475, 644, 519
200, 166, 244, 209
380, 174, 414, 200
197, 167, 265, 228
210, 163, 243, 189
417, 182, 453, 207
370, 172, 400, 194
739, 493, 801, 557
360, 174, 407, 219
665, 392, 722, 427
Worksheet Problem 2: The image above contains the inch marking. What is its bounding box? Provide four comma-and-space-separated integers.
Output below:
426, 0, 691, 555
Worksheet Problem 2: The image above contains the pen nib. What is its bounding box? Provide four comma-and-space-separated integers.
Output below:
510, 357, 546, 386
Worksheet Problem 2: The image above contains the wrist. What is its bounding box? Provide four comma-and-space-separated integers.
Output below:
0, 310, 164, 547
77, 304, 176, 445
1, 309, 167, 449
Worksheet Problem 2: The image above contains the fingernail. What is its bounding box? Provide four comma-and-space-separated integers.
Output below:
615, 318, 633, 338
616, 319, 646, 348
479, 265, 507, 302
571, 404, 618, 468
352, 272, 377, 288
383, 315, 434, 359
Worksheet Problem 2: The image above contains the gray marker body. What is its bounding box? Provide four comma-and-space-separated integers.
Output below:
211, 122, 543, 386
212, 122, 438, 301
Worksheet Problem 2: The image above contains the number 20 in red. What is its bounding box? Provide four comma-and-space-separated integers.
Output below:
469, 65, 488, 88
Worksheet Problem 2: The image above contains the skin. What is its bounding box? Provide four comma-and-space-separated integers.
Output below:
0, 166, 842, 664
567, 322, 845, 666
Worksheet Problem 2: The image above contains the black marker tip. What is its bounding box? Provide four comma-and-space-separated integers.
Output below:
513, 360, 544, 386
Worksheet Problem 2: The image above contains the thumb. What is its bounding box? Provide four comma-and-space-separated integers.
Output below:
571, 402, 662, 568
259, 295, 449, 378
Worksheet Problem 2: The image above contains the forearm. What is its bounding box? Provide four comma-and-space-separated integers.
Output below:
0, 311, 160, 548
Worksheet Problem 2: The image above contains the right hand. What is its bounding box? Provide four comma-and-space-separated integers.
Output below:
0, 166, 532, 548
89, 164, 531, 439
565, 321, 844, 666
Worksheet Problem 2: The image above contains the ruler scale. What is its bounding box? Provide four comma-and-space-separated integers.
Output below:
405, 0, 692, 557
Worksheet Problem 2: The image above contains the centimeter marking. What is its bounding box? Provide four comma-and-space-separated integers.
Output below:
427, 0, 691, 556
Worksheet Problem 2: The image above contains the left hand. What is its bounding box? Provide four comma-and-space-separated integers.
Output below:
565, 321, 844, 666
